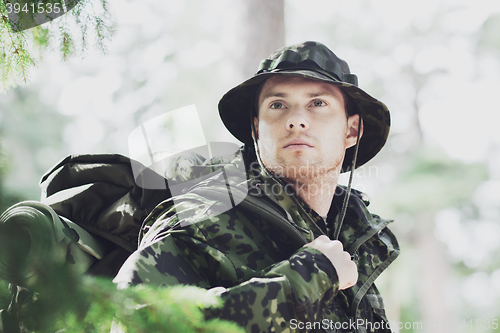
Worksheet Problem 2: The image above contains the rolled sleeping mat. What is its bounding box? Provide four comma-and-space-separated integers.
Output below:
0, 201, 106, 287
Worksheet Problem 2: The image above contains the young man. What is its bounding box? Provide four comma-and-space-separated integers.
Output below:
114, 41, 399, 332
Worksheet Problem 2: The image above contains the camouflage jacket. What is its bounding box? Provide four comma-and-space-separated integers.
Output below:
114, 147, 400, 333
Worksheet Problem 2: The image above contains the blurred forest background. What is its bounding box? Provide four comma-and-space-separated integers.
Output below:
1, 0, 500, 332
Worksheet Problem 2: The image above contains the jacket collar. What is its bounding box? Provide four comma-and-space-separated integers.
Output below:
246, 160, 391, 253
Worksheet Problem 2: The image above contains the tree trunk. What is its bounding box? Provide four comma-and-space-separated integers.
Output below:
239, 0, 285, 78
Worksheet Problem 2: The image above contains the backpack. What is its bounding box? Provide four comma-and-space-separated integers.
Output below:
39, 153, 175, 277
1, 144, 249, 283
0, 146, 253, 332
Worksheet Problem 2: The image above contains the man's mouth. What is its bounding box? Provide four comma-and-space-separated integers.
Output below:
283, 139, 313, 148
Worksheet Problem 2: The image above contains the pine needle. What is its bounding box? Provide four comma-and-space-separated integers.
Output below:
0, 0, 115, 91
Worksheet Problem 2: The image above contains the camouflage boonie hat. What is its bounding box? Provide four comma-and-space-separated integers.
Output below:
218, 41, 391, 172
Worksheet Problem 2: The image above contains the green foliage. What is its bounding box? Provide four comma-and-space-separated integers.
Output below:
477, 13, 500, 52
381, 147, 488, 215
0, 150, 26, 214
0, 259, 244, 333
0, 0, 115, 92
0, 6, 34, 90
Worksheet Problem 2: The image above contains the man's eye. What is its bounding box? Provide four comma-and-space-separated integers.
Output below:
312, 100, 326, 107
270, 102, 284, 109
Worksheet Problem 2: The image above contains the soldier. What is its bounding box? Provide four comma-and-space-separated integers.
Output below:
114, 41, 400, 332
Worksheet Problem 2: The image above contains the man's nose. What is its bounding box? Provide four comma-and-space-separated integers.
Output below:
285, 108, 309, 131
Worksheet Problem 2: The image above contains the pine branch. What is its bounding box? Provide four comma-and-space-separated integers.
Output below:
0, 0, 116, 91
71, 0, 88, 58
1, 2, 29, 87
94, 15, 106, 54
0, 259, 245, 333
58, 18, 74, 61
32, 26, 50, 49
13, 39, 34, 83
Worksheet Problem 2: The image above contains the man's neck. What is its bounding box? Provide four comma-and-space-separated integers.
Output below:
284, 173, 340, 217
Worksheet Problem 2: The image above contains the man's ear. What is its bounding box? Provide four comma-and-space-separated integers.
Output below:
252, 117, 259, 140
345, 114, 363, 149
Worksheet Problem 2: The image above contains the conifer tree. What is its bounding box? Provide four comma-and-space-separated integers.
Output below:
0, 0, 114, 92
0, 259, 244, 332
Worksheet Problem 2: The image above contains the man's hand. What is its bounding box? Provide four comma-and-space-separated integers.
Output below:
305, 235, 358, 290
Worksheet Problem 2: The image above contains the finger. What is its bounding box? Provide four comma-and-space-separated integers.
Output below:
330, 240, 344, 251
341, 250, 351, 260
316, 235, 330, 243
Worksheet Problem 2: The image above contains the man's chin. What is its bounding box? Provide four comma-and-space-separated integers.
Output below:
267, 159, 335, 180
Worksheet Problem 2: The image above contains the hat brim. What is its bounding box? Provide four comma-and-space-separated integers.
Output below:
218, 69, 390, 172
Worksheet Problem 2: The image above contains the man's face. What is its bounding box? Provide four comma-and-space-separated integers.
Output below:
254, 75, 359, 182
